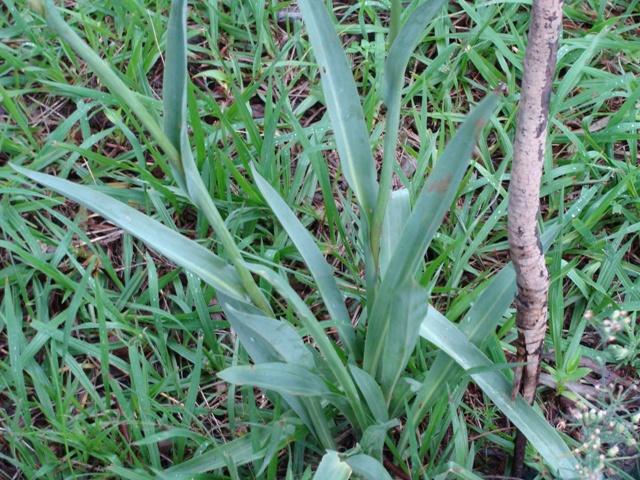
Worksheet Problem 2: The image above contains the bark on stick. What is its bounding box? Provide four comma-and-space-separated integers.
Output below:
508, 0, 562, 476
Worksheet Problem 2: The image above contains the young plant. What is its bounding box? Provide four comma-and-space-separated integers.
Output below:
14, 0, 578, 477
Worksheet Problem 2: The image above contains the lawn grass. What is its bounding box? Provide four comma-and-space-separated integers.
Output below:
1, 0, 639, 478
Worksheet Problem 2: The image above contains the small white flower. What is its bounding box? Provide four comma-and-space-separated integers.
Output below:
610, 345, 629, 361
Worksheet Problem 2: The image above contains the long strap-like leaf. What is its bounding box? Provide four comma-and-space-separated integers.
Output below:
251, 165, 358, 358
399, 187, 596, 452
163, 0, 272, 314
297, 0, 378, 219
364, 94, 499, 377
371, 0, 448, 264
12, 165, 246, 300
42, 0, 184, 186
419, 308, 577, 478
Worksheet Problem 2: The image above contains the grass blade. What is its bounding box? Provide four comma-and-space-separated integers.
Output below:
297, 0, 378, 218
41, 0, 183, 182
419, 308, 577, 478
128, 342, 161, 468
163, 424, 293, 476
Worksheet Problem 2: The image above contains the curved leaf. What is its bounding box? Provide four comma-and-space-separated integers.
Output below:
164, 0, 272, 314
12, 165, 245, 300
313, 451, 352, 480
218, 363, 330, 397
163, 423, 293, 476
42, 0, 182, 181
346, 454, 392, 480
348, 365, 388, 423
419, 308, 577, 478
247, 263, 369, 431
297, 0, 378, 217
401, 186, 598, 450
251, 166, 357, 357
383, 0, 448, 105
218, 295, 332, 448
220, 300, 315, 369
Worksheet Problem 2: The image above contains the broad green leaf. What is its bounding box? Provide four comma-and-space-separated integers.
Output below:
420, 308, 577, 478
383, 0, 448, 106
345, 454, 392, 480
251, 166, 357, 357
406, 265, 516, 433
297, 0, 378, 218
379, 280, 427, 398
163, 0, 188, 151
348, 365, 388, 423
163, 0, 272, 314
12, 165, 246, 300
360, 419, 399, 459
248, 263, 369, 431
379, 189, 410, 276
365, 94, 499, 375
219, 363, 330, 397
218, 295, 332, 448
220, 300, 314, 369
313, 451, 352, 480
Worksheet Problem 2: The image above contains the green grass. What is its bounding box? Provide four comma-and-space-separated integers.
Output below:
1, 0, 639, 478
